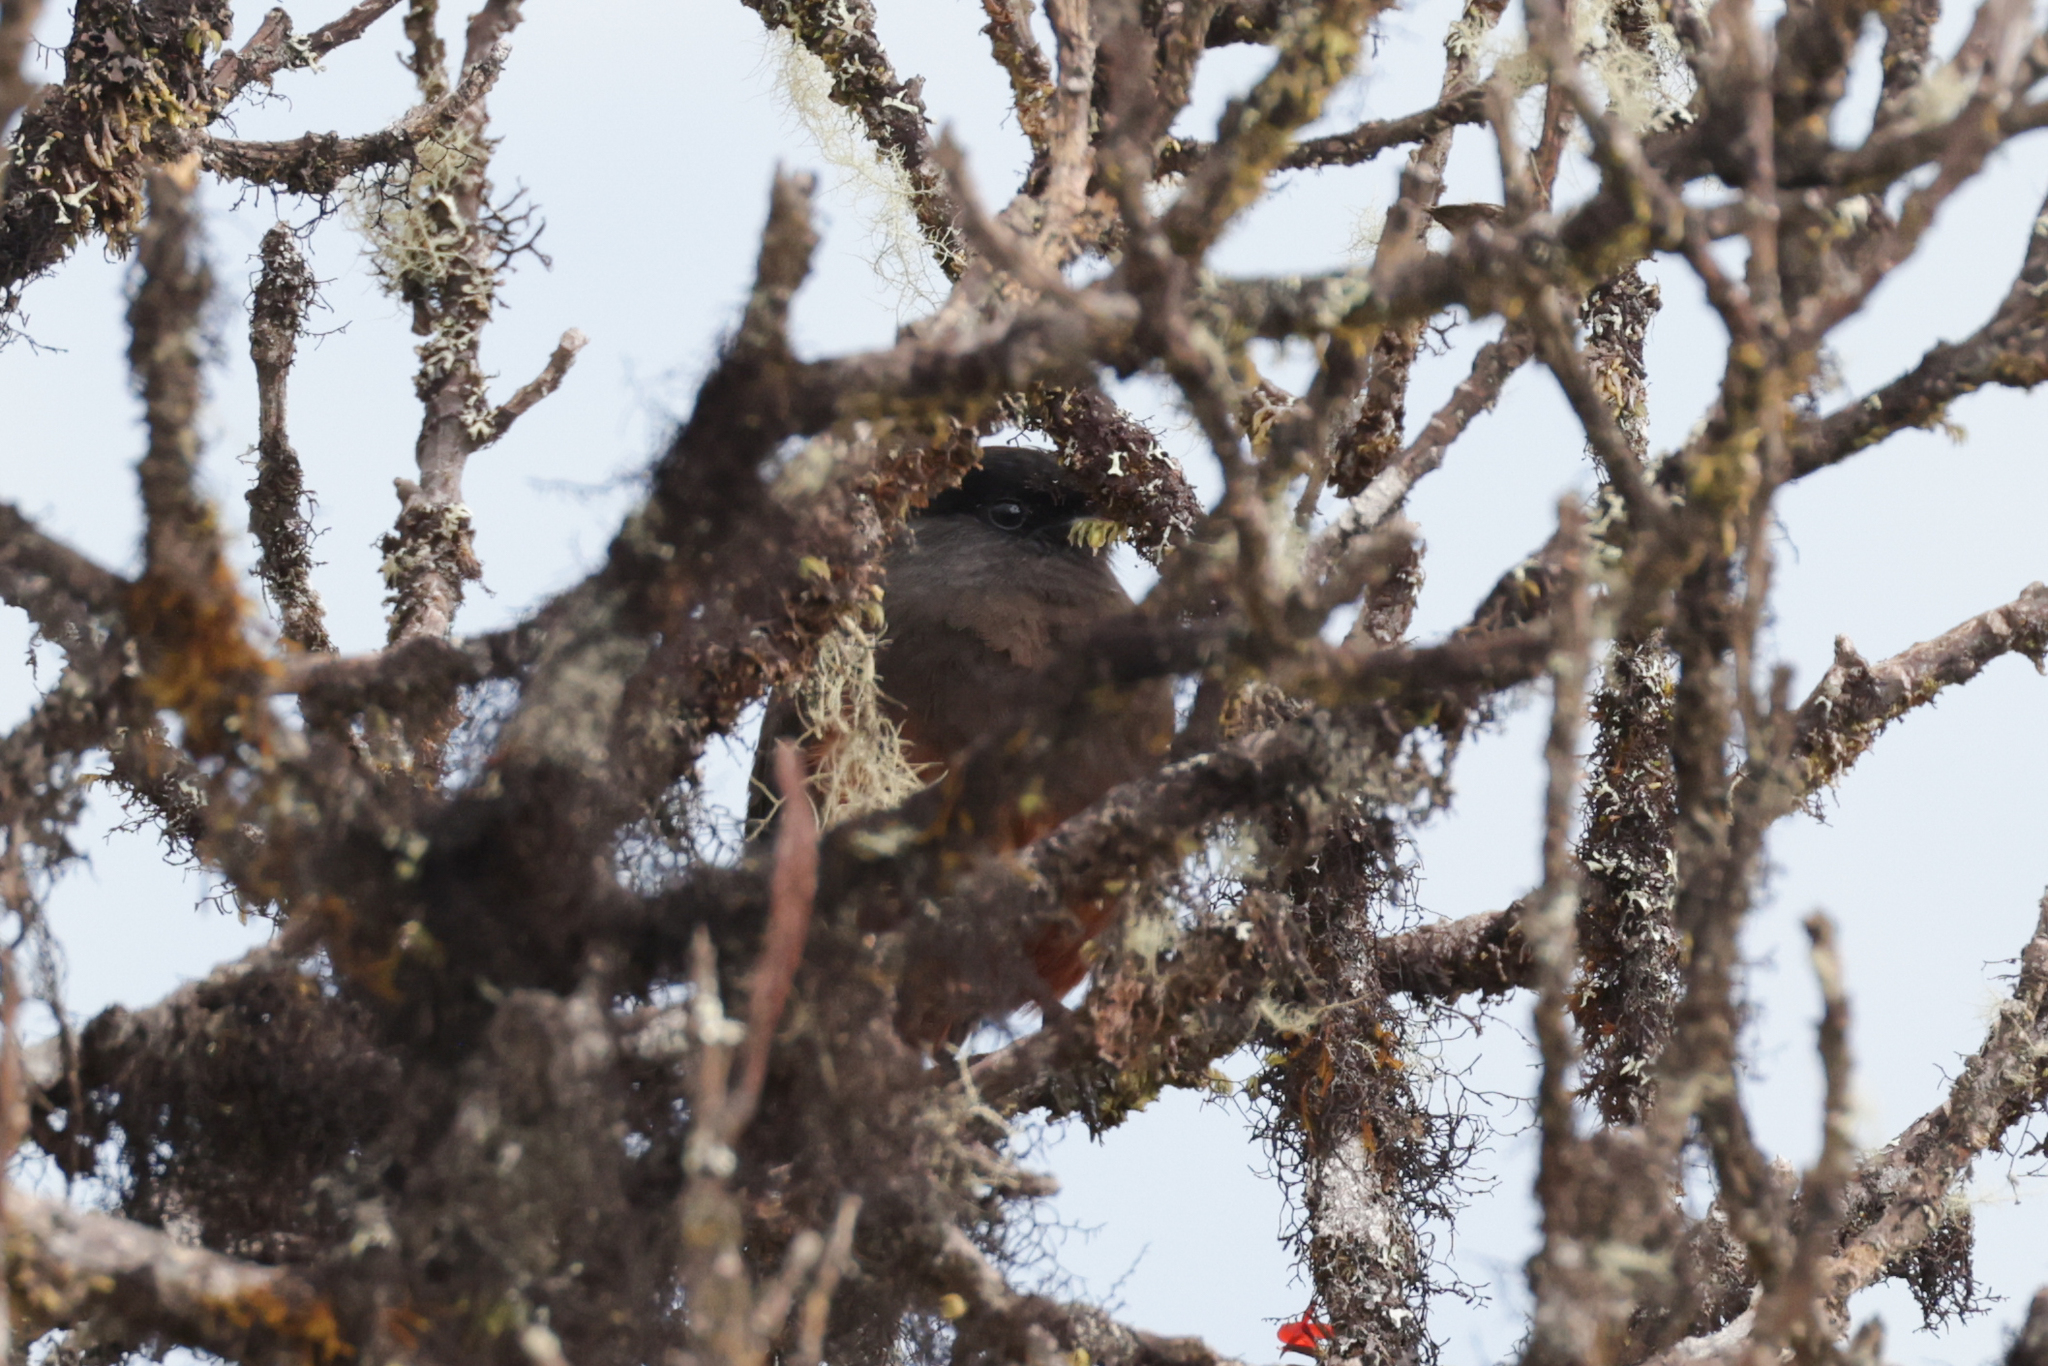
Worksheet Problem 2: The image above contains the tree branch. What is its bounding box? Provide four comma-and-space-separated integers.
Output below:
1375, 902, 1531, 1000
741, 0, 963, 272
1828, 892, 2048, 1303
1159, 88, 1489, 175
199, 38, 508, 196
246, 224, 333, 654
1783, 581, 2048, 804
206, 0, 407, 104
479, 327, 588, 448
128, 159, 275, 759
0, 504, 127, 646
5, 1186, 345, 1364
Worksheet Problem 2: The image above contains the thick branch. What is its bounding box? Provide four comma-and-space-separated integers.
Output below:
0, 504, 127, 645
5, 1186, 344, 1364
24, 945, 283, 1099
128, 160, 273, 758
1376, 902, 1531, 1000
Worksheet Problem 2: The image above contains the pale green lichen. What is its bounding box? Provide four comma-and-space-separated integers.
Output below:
764, 29, 949, 315
1485, 0, 1696, 144
348, 126, 501, 438
792, 611, 930, 828
1581, 7, 1695, 136
1067, 516, 1127, 552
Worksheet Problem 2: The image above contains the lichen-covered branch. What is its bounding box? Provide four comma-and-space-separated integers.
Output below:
0, 503, 127, 646
1793, 184, 2048, 477
1828, 892, 2048, 1303
1009, 385, 1201, 560
0, 0, 234, 302
200, 38, 508, 196
1783, 581, 2048, 806
246, 224, 333, 655
1375, 902, 1531, 1000
372, 20, 530, 659
742, 0, 964, 271
5, 1186, 346, 1365
127, 159, 274, 760
206, 0, 407, 104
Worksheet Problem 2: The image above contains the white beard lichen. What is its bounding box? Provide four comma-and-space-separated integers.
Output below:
764, 29, 951, 315
791, 610, 931, 829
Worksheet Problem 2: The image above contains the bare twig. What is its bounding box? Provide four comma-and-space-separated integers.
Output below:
207, 0, 407, 103
730, 742, 818, 1126
1159, 88, 1490, 175
479, 327, 588, 448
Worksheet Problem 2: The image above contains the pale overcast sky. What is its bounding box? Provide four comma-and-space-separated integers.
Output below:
2, 1, 2045, 1362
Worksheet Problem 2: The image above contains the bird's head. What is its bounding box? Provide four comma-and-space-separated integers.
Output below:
919, 447, 1123, 557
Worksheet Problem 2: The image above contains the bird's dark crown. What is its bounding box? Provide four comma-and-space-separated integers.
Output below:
920, 447, 1100, 545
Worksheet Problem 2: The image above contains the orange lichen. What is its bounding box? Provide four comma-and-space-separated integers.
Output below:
126, 554, 280, 758
204, 1283, 352, 1362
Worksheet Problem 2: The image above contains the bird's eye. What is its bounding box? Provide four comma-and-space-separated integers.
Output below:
986, 500, 1028, 531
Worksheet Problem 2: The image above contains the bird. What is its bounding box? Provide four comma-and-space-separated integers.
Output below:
752, 446, 1177, 1015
